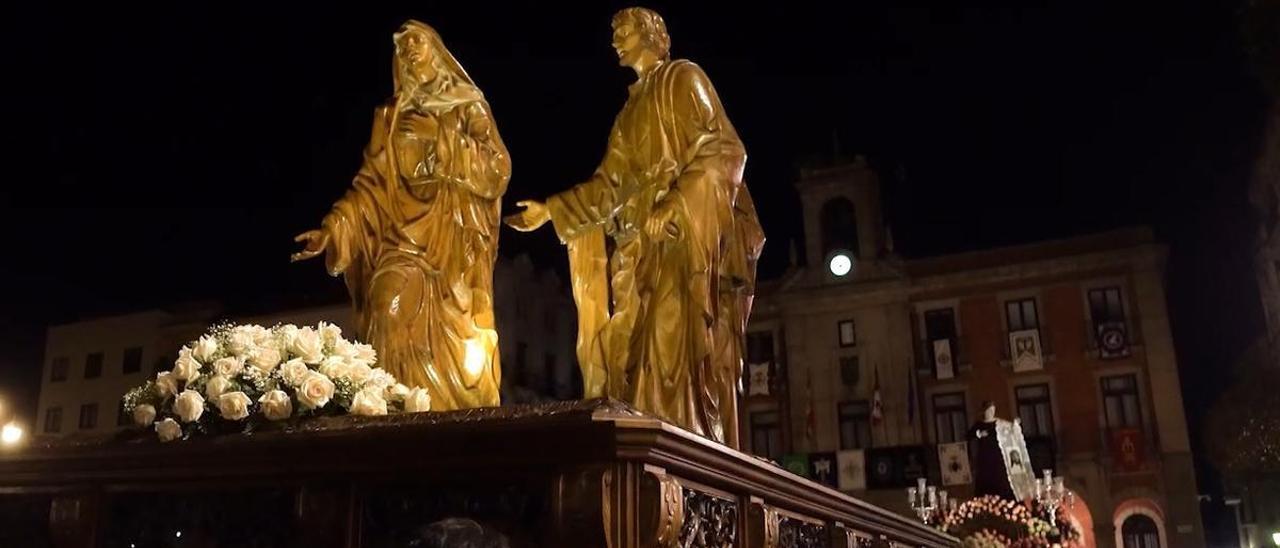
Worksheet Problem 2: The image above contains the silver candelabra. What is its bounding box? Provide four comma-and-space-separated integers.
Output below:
907, 478, 951, 525
1033, 469, 1074, 527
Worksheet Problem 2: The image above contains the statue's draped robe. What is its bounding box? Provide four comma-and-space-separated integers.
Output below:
320, 91, 510, 411
547, 59, 763, 446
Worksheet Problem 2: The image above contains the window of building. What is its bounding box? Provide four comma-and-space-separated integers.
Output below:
123, 347, 143, 375
747, 331, 775, 364
1006, 298, 1040, 332
1089, 287, 1126, 324
750, 410, 783, 460
924, 308, 960, 370
838, 320, 856, 347
1101, 374, 1142, 429
1015, 384, 1054, 438
84, 352, 104, 379
49, 357, 69, 383
932, 392, 968, 444
1121, 514, 1161, 548
839, 356, 860, 387
819, 197, 859, 258
44, 407, 62, 434
838, 401, 872, 450
924, 308, 957, 342
79, 403, 99, 430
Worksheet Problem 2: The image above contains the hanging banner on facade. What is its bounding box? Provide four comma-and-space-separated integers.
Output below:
1109, 428, 1144, 472
809, 451, 838, 488
1096, 322, 1130, 359
933, 339, 955, 379
781, 454, 810, 478
837, 449, 866, 492
1009, 329, 1044, 372
938, 441, 972, 486
747, 362, 771, 396
866, 446, 930, 489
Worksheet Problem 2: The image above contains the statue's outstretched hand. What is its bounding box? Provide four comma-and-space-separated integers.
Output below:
291, 229, 330, 262
504, 200, 551, 232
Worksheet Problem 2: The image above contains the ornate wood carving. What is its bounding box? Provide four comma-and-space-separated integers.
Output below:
746, 497, 780, 548
778, 515, 827, 548
640, 471, 685, 547
677, 486, 737, 547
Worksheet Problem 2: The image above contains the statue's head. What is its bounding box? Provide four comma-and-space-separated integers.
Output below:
394, 21, 440, 86
611, 7, 670, 71
390, 20, 479, 102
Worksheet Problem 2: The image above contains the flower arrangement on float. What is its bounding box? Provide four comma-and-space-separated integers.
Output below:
939, 495, 1080, 548
122, 322, 429, 442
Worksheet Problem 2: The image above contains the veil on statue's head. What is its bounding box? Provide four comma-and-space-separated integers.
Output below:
391, 19, 483, 110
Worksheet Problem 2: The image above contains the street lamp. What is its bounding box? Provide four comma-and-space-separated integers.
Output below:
1, 422, 23, 446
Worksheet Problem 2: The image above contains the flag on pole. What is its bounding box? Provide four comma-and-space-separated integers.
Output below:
871, 367, 883, 424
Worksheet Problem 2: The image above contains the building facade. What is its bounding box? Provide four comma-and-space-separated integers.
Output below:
34, 254, 577, 439
741, 160, 1205, 548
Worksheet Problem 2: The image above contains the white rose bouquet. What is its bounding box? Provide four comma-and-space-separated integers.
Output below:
121, 322, 430, 443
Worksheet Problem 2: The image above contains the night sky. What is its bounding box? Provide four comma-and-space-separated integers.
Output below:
0, 0, 1272, 539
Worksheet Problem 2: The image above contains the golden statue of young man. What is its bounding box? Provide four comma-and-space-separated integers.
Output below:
506, 7, 764, 447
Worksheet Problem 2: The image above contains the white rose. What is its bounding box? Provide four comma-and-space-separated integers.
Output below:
349, 386, 388, 416
174, 390, 206, 423
277, 324, 299, 350
172, 347, 202, 382
193, 335, 219, 363
319, 356, 351, 380
132, 404, 156, 426
213, 356, 245, 377
249, 346, 283, 372
278, 358, 310, 386
216, 391, 252, 420
291, 327, 324, 364
367, 369, 396, 391
404, 387, 431, 413
319, 321, 343, 347
332, 338, 359, 359
347, 361, 374, 385
204, 375, 232, 400
354, 342, 377, 364
154, 372, 178, 398
155, 418, 182, 442
249, 324, 273, 346
227, 326, 258, 358
258, 390, 293, 421
297, 372, 335, 410
387, 383, 411, 401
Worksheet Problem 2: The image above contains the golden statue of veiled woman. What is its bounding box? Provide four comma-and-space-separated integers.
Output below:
506, 8, 764, 447
292, 20, 509, 410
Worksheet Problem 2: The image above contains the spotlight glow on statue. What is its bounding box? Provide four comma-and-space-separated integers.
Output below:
829, 252, 853, 277
464, 337, 487, 378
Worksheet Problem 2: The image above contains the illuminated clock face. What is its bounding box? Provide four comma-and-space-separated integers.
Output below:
829, 253, 852, 277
